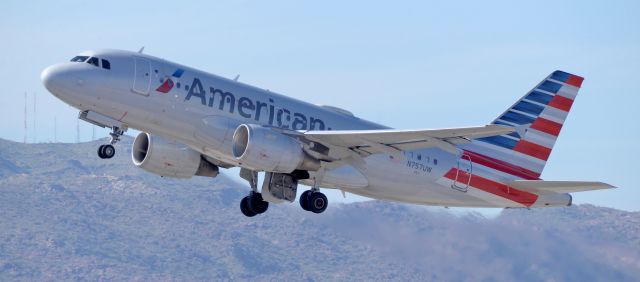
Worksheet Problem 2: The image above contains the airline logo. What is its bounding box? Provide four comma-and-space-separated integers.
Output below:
476, 70, 583, 163
439, 71, 584, 207
156, 69, 185, 93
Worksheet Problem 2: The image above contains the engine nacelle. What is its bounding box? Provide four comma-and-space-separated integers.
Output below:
132, 132, 218, 178
232, 124, 320, 173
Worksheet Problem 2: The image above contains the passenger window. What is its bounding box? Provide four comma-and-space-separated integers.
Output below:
87, 57, 99, 67
70, 56, 89, 62
101, 59, 111, 70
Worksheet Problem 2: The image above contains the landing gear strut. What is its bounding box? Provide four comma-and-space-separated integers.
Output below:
97, 126, 125, 159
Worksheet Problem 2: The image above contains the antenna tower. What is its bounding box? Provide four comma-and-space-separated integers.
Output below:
23, 92, 27, 143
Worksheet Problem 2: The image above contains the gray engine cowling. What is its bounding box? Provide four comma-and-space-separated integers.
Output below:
132, 132, 218, 178
232, 124, 320, 173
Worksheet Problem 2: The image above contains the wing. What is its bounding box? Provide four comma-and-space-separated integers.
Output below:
298, 124, 513, 160
506, 180, 616, 194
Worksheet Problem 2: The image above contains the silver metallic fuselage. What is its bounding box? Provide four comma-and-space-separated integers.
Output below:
42, 49, 557, 208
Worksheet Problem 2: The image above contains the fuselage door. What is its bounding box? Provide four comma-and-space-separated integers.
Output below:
132, 57, 151, 95
452, 153, 472, 192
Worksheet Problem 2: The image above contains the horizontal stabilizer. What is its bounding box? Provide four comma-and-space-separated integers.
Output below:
507, 180, 616, 194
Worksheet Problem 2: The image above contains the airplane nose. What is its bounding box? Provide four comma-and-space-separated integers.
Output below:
41, 64, 69, 94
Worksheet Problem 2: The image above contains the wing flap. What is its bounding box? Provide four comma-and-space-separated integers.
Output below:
507, 180, 616, 194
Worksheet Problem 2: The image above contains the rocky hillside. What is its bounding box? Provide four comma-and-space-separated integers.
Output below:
0, 138, 638, 281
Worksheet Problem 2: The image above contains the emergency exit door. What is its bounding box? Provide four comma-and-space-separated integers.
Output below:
132, 57, 151, 95
452, 153, 472, 192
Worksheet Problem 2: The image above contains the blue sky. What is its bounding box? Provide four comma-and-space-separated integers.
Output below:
1, 1, 638, 211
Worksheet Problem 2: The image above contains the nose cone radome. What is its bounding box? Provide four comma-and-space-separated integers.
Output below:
41, 64, 67, 94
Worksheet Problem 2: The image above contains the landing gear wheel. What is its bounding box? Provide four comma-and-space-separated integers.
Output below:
240, 196, 257, 217
248, 192, 269, 214
97, 146, 106, 159
240, 193, 269, 217
98, 144, 115, 159
96, 125, 124, 160
299, 190, 312, 211
100, 144, 115, 159
308, 192, 328, 214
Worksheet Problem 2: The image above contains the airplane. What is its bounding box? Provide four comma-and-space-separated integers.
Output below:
41, 49, 614, 217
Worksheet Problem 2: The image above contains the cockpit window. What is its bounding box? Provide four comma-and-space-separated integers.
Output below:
70, 56, 89, 62
101, 59, 111, 70
87, 57, 99, 67
70, 55, 111, 70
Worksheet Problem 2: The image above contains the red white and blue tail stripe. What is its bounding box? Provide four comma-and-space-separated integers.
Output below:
439, 71, 584, 207
465, 70, 583, 179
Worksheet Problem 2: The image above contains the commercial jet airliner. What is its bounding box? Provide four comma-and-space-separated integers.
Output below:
41, 49, 614, 217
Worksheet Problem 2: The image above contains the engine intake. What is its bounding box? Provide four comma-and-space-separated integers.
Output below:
232, 124, 320, 173
132, 132, 218, 178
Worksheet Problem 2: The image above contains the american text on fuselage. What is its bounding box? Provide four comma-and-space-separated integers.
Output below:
41, 49, 610, 218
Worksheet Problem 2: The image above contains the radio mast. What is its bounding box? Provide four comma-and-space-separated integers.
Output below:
33, 92, 36, 143
23, 92, 27, 143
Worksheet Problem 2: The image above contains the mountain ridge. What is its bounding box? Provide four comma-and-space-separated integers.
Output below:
0, 138, 638, 281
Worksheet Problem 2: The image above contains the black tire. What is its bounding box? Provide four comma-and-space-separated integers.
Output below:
249, 193, 269, 214
299, 190, 312, 211
97, 145, 106, 159
240, 196, 257, 217
308, 192, 328, 214
102, 144, 115, 159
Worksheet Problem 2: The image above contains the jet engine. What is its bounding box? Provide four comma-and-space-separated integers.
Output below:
132, 132, 218, 178
232, 124, 320, 173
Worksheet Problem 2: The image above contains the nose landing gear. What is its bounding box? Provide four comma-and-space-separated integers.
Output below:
78, 111, 127, 160
97, 144, 115, 159
97, 126, 125, 159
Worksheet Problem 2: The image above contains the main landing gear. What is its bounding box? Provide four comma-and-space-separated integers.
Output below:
240, 192, 269, 217
299, 189, 328, 213
300, 167, 328, 213
97, 126, 125, 159
239, 169, 270, 217
238, 168, 328, 217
